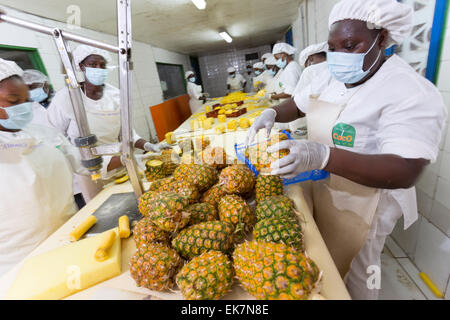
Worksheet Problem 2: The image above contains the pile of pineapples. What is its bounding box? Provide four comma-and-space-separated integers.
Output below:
130, 143, 321, 300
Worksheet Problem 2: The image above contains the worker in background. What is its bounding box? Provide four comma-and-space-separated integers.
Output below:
270, 43, 302, 101
243, 64, 254, 93
293, 42, 329, 104
264, 56, 282, 96
22, 69, 53, 127
0, 58, 122, 276
246, 0, 447, 300
226, 67, 246, 93
252, 62, 267, 92
261, 53, 272, 67
186, 71, 207, 114
47, 45, 167, 207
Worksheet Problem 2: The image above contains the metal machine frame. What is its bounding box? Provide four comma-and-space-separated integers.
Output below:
0, 0, 144, 198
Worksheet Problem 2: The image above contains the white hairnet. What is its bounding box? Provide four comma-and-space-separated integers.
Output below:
272, 43, 297, 56
0, 58, 23, 83
227, 67, 236, 73
253, 62, 265, 69
329, 0, 414, 46
265, 56, 277, 66
72, 44, 112, 71
185, 71, 195, 79
22, 69, 49, 85
299, 42, 329, 67
261, 53, 272, 61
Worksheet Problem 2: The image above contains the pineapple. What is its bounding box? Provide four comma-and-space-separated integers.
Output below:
147, 192, 190, 232
253, 217, 304, 250
176, 251, 234, 300
171, 221, 235, 259
133, 217, 171, 247
201, 183, 227, 208
233, 241, 321, 300
219, 165, 255, 195
255, 175, 284, 203
145, 160, 165, 182
186, 203, 218, 225
245, 133, 290, 174
255, 195, 295, 221
201, 147, 227, 169
148, 177, 174, 192
218, 195, 255, 238
148, 178, 199, 204
138, 191, 160, 216
173, 164, 218, 192
130, 243, 183, 291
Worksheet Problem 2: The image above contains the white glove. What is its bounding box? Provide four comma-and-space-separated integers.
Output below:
158, 142, 172, 150
268, 140, 331, 179
144, 142, 161, 152
245, 109, 277, 146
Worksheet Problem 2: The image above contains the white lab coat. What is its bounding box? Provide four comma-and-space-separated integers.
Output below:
278, 61, 302, 95
243, 72, 253, 93
265, 69, 283, 95
0, 124, 88, 276
47, 84, 140, 198
31, 102, 51, 128
294, 54, 448, 299
187, 81, 204, 114
227, 74, 245, 92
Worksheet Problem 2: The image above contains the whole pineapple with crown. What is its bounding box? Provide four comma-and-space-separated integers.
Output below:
171, 221, 235, 259
219, 165, 255, 195
255, 175, 284, 203
253, 217, 304, 250
218, 195, 255, 239
133, 217, 171, 247
186, 203, 218, 225
255, 195, 295, 221
233, 241, 321, 300
176, 251, 234, 300
173, 164, 218, 192
130, 243, 183, 291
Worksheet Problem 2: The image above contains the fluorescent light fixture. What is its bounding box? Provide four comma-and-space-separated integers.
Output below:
191, 0, 206, 10
219, 31, 233, 43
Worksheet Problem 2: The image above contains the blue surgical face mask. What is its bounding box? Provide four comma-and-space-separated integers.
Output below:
327, 34, 381, 84
84, 67, 109, 86
189, 77, 196, 83
254, 70, 262, 76
29, 87, 48, 103
276, 57, 287, 69
0, 102, 34, 130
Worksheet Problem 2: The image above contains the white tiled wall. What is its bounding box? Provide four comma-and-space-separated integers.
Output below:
392, 23, 450, 298
198, 45, 271, 98
0, 6, 192, 142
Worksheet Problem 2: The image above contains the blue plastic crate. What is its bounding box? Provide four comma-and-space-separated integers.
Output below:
234, 130, 329, 185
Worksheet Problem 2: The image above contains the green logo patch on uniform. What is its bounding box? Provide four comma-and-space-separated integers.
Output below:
332, 123, 356, 147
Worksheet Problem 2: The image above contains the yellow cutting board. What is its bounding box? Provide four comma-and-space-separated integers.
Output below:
5, 228, 121, 300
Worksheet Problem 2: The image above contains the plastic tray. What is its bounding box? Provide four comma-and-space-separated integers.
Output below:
234, 130, 329, 185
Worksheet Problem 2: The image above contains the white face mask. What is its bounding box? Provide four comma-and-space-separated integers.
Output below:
327, 34, 381, 84
84, 67, 109, 86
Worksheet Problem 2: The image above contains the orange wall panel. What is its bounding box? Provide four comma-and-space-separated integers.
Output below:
150, 94, 191, 141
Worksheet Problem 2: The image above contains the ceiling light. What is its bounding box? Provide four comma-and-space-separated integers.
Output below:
191, 0, 206, 10
219, 31, 233, 43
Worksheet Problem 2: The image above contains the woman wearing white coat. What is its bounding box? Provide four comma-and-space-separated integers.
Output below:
247, 0, 447, 300
47, 45, 165, 206
186, 71, 206, 114
270, 43, 302, 102
0, 59, 120, 276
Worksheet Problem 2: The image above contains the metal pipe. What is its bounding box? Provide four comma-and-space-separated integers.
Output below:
0, 13, 120, 53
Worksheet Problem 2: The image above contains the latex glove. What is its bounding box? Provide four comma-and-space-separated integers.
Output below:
144, 142, 161, 153
268, 140, 331, 179
245, 108, 277, 146
158, 142, 172, 150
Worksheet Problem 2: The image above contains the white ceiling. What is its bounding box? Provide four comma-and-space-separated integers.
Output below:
0, 0, 302, 55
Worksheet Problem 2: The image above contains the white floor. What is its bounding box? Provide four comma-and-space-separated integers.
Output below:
379, 236, 445, 300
